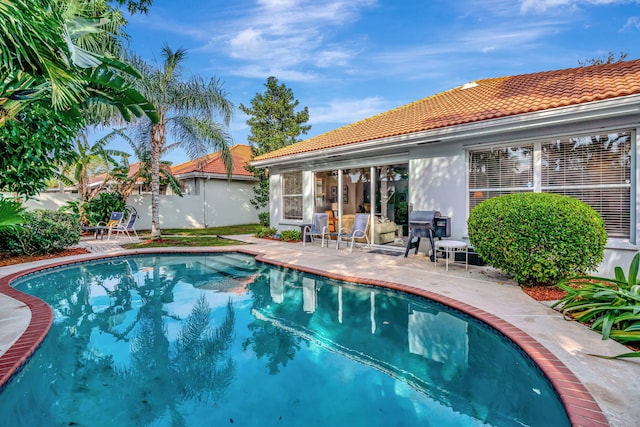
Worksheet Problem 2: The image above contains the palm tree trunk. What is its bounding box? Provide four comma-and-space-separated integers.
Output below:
150, 123, 165, 240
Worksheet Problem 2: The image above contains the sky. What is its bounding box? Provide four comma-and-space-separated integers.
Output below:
115, 0, 640, 165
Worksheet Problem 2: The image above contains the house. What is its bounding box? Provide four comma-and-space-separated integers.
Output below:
31, 144, 260, 229
126, 144, 260, 229
251, 60, 640, 275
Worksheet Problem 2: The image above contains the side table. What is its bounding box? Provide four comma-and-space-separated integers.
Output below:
435, 240, 468, 271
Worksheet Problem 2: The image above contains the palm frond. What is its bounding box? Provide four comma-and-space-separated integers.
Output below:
0, 197, 25, 229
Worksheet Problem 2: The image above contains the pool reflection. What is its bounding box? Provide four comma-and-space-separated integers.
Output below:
246, 266, 568, 427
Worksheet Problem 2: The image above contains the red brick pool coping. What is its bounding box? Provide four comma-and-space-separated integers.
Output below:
0, 249, 609, 427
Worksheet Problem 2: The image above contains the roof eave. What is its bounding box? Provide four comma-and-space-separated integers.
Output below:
174, 171, 258, 181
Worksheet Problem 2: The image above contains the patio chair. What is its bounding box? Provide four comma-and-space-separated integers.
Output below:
95, 211, 124, 240
303, 213, 330, 247
109, 212, 139, 241
336, 213, 370, 252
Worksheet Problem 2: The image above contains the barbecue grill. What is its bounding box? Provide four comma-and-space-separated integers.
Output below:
404, 210, 451, 261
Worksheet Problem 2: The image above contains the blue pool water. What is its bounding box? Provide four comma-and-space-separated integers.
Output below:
1, 253, 569, 426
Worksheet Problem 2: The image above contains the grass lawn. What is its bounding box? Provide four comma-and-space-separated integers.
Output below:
122, 224, 259, 249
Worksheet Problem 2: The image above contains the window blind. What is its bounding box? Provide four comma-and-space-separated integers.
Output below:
468, 132, 632, 238
541, 133, 631, 237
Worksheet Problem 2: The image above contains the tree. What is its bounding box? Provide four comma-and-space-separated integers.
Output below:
126, 45, 234, 240
0, 0, 158, 123
0, 102, 85, 197
0, 0, 158, 197
57, 132, 129, 201
110, 0, 153, 14
109, 129, 183, 199
577, 51, 628, 66
239, 76, 310, 210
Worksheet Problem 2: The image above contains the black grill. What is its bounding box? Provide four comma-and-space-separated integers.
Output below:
404, 210, 450, 260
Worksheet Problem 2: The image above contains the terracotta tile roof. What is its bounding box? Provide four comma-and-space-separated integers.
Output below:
254, 59, 640, 162
88, 162, 144, 186
171, 144, 254, 177
87, 145, 254, 186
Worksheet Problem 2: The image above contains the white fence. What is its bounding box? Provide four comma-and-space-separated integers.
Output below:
4, 181, 261, 230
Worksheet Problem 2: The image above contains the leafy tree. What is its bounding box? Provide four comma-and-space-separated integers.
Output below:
110, 0, 153, 14
0, 102, 85, 197
126, 45, 234, 240
0, 0, 158, 197
0, 0, 158, 123
239, 76, 310, 210
578, 51, 628, 66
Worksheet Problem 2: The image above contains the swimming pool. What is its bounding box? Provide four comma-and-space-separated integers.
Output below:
1, 252, 569, 426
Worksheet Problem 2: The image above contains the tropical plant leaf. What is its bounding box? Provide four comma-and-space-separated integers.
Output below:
588, 351, 640, 359
0, 197, 25, 229
629, 252, 640, 286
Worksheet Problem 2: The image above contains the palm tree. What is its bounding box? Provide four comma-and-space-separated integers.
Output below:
109, 129, 183, 199
0, 0, 158, 125
57, 131, 130, 200
127, 45, 234, 240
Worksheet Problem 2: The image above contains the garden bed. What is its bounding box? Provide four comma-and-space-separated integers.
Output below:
0, 248, 91, 267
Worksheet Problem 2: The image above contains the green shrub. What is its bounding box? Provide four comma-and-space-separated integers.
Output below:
468, 193, 607, 285
254, 226, 277, 238
83, 192, 126, 225
0, 210, 81, 256
280, 229, 302, 242
258, 212, 270, 227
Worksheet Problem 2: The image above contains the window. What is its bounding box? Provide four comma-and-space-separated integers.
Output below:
468, 131, 632, 238
468, 145, 534, 207
541, 133, 631, 237
282, 171, 303, 220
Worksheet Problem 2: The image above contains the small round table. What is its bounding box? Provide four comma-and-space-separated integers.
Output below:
435, 240, 468, 271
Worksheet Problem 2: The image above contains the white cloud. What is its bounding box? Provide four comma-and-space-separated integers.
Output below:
228, 64, 318, 82
310, 97, 389, 124
314, 49, 354, 68
622, 16, 640, 30
520, 0, 636, 13
219, 0, 376, 77
257, 0, 299, 9
229, 28, 265, 56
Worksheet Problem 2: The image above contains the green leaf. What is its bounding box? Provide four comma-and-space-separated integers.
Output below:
588, 351, 640, 359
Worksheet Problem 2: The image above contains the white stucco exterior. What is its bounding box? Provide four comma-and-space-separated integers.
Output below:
258, 95, 640, 277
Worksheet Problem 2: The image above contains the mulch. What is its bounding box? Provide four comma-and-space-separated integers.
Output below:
0, 248, 91, 267
520, 285, 567, 301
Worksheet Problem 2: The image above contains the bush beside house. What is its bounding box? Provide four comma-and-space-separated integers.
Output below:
468, 193, 607, 286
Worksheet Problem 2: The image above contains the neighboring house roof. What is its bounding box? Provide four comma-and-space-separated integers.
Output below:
88, 162, 145, 188
171, 144, 254, 179
254, 59, 640, 162
87, 144, 255, 188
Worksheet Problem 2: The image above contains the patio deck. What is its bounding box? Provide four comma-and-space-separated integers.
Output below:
1, 235, 638, 426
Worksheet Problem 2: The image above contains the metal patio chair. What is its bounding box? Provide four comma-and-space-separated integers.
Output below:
336, 213, 370, 252
109, 212, 139, 241
303, 213, 330, 247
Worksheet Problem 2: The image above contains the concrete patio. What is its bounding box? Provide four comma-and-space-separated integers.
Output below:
0, 235, 638, 426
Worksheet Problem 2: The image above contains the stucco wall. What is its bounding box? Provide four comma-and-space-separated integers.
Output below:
128, 180, 259, 229
5, 179, 260, 230
409, 142, 468, 240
